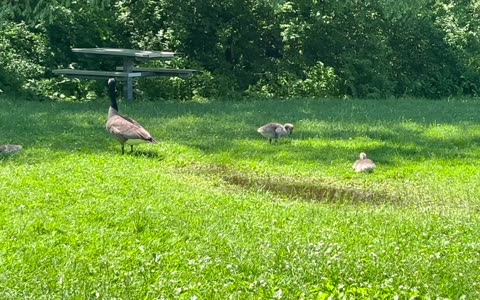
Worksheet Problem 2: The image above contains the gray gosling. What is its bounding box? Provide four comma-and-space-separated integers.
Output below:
257, 122, 294, 143
105, 78, 157, 154
352, 152, 376, 173
0, 144, 22, 155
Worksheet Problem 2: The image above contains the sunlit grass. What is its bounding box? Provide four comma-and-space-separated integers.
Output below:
1, 96, 480, 298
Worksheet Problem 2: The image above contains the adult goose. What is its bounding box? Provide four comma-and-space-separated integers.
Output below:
106, 78, 157, 154
352, 152, 376, 173
257, 122, 294, 143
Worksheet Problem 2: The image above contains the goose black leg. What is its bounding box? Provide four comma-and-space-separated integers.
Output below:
121, 144, 125, 155
130, 145, 134, 153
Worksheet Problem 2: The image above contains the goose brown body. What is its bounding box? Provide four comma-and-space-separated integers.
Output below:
257, 123, 294, 143
106, 79, 157, 154
352, 152, 376, 173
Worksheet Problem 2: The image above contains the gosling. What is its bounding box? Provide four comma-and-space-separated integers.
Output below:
257, 123, 294, 143
352, 152, 376, 173
0, 144, 22, 155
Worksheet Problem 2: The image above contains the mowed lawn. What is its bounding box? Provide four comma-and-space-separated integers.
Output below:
1, 96, 480, 299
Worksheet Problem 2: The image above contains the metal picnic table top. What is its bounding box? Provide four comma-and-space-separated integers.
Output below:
72, 47, 180, 60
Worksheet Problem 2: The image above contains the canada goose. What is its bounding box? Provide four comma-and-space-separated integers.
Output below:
105, 78, 157, 154
353, 152, 376, 173
257, 123, 294, 143
0, 144, 22, 155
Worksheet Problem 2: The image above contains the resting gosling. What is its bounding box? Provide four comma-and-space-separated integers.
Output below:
105, 78, 157, 154
257, 123, 294, 143
352, 152, 376, 173
0, 144, 22, 155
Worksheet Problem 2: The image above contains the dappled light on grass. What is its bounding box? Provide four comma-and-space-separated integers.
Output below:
2, 96, 480, 298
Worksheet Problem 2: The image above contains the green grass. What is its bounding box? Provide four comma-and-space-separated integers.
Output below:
1, 96, 480, 299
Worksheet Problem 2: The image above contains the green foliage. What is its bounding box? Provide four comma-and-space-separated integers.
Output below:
432, 0, 480, 93
117, 0, 281, 92
1, 0, 480, 99
0, 22, 52, 98
0, 0, 111, 23
248, 62, 339, 98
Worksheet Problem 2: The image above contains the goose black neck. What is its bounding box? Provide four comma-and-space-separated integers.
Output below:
108, 78, 118, 111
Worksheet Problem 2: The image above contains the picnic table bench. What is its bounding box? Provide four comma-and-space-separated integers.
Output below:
52, 47, 201, 101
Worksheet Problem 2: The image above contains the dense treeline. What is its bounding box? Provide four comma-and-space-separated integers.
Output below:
1, 0, 479, 100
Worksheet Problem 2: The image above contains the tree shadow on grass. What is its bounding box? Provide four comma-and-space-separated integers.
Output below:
173, 119, 480, 170
152, 97, 480, 126
0, 98, 167, 164
3, 97, 480, 167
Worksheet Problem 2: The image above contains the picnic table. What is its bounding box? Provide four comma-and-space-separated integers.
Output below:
53, 47, 201, 101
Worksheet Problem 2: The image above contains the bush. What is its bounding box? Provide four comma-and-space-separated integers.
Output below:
248, 62, 339, 98
2, 0, 480, 100
0, 22, 51, 97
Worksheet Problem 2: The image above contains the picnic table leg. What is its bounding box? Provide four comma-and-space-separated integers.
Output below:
123, 58, 134, 101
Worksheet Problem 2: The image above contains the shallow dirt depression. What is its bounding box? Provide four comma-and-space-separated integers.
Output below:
194, 164, 398, 205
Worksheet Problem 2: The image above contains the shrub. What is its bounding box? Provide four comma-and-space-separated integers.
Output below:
0, 22, 51, 98
248, 62, 339, 98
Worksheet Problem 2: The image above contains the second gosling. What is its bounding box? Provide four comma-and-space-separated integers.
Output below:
0, 144, 22, 155
257, 123, 294, 143
352, 152, 376, 173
